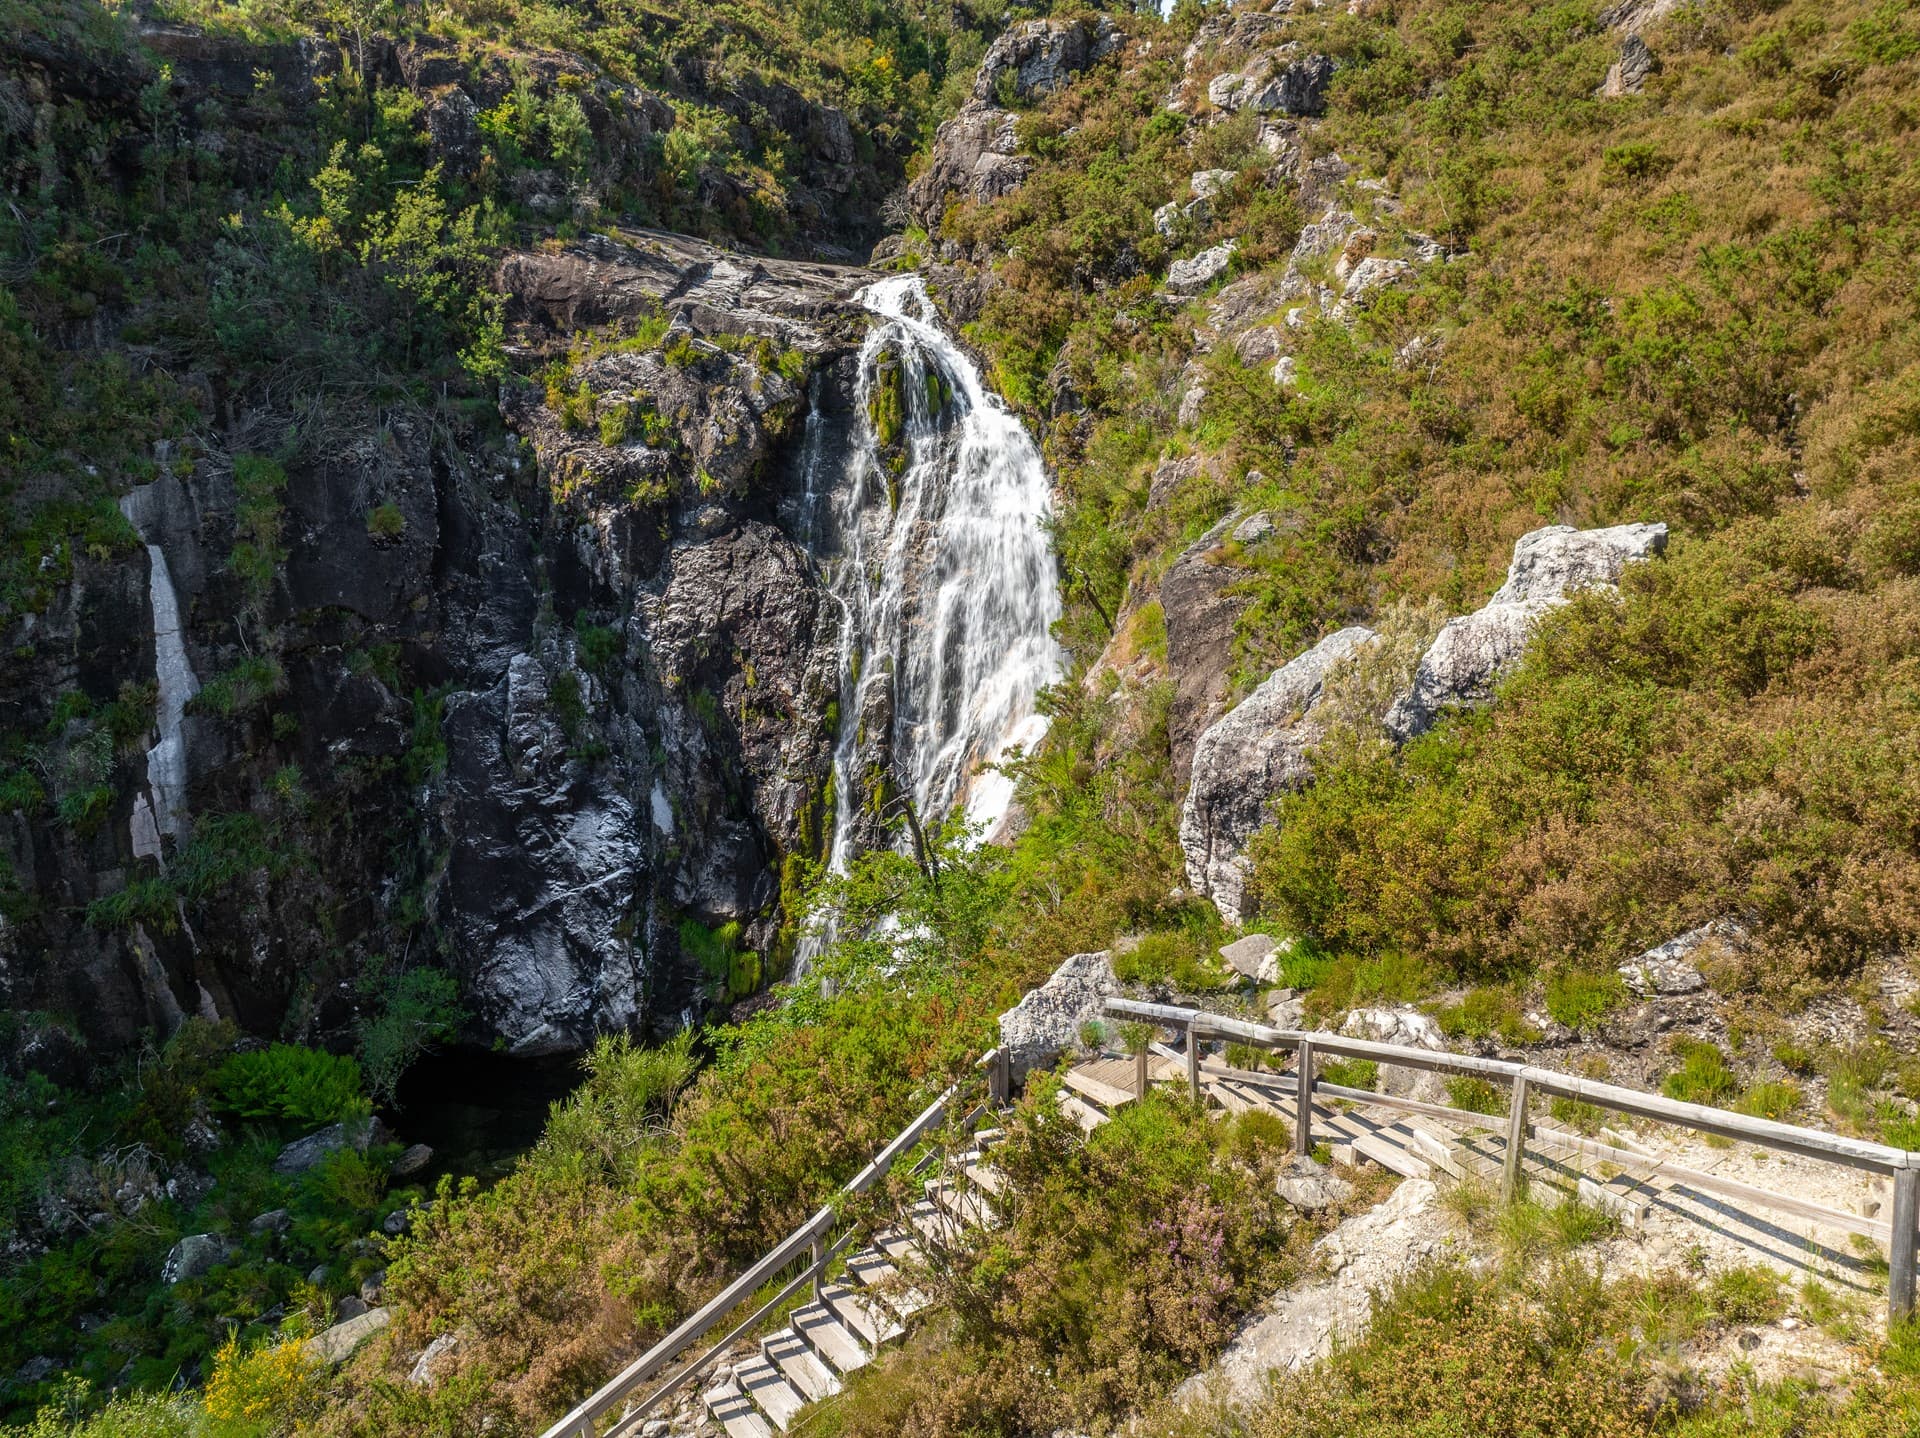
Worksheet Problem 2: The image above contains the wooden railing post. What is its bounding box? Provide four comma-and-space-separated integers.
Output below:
810, 1235, 826, 1303
1294, 1039, 1314, 1155
1135, 1045, 1150, 1100
1503, 1072, 1531, 1202
990, 1047, 1010, 1106
1892, 1167, 1919, 1324
1185, 1019, 1201, 1103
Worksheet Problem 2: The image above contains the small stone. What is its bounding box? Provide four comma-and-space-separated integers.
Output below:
1191, 168, 1237, 201
1232, 512, 1275, 545
408, 1332, 461, 1387
273, 1116, 391, 1178
389, 1143, 434, 1179
1602, 34, 1658, 97
382, 1208, 412, 1237
360, 1268, 387, 1305
248, 1208, 292, 1236
1276, 1155, 1355, 1212
1271, 355, 1298, 387
1166, 241, 1238, 295
308, 1265, 330, 1285
14, 1356, 58, 1385
311, 1307, 391, 1365
161, 1233, 233, 1285
1219, 933, 1280, 983
336, 1295, 370, 1322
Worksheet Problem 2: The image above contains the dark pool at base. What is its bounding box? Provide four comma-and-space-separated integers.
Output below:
384, 1046, 586, 1181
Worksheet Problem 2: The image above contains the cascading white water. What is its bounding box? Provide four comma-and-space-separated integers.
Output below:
120, 489, 200, 861
803, 275, 1061, 921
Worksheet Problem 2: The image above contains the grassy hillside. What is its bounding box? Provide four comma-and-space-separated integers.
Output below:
6, 0, 1920, 1434
933, 0, 1920, 1034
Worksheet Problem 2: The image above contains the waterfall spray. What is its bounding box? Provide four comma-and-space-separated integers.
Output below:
796, 276, 1061, 962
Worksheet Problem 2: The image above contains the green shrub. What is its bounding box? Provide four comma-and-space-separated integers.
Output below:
1543, 970, 1627, 1032
1706, 1265, 1786, 1324
679, 918, 761, 999
365, 503, 405, 539
1320, 1058, 1378, 1091
1447, 1076, 1508, 1116
212, 1045, 369, 1127
1434, 987, 1542, 1045
1223, 1043, 1270, 1072
1661, 1039, 1738, 1107
1733, 1080, 1801, 1121
356, 966, 465, 1107
1111, 929, 1229, 990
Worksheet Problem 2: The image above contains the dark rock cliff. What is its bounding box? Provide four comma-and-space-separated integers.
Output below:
1, 220, 878, 1059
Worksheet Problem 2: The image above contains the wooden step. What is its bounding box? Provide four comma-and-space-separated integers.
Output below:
762, 1328, 840, 1403
793, 1302, 870, 1375
1400, 1122, 1466, 1180
873, 1226, 924, 1265
846, 1249, 930, 1317
906, 1198, 962, 1248
822, 1282, 901, 1347
1063, 1067, 1136, 1109
732, 1356, 805, 1431
1204, 1080, 1255, 1114
1059, 1093, 1108, 1132
704, 1377, 775, 1438
927, 1178, 996, 1230
1351, 1131, 1432, 1179
961, 1159, 1005, 1196
972, 1127, 1006, 1146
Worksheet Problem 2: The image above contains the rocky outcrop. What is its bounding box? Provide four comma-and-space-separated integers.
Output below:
907, 16, 1121, 231
1160, 515, 1250, 787
1384, 522, 1668, 741
0, 218, 881, 1058
1620, 920, 1745, 997
1166, 241, 1239, 294
1206, 47, 1335, 117
998, 950, 1118, 1083
1602, 34, 1658, 97
1180, 627, 1377, 924
1338, 1007, 1447, 1102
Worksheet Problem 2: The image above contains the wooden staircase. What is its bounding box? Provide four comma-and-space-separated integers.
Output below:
695, 1134, 1006, 1435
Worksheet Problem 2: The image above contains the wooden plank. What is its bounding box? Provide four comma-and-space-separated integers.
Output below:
821, 1283, 900, 1347
1352, 1132, 1431, 1179
1059, 1092, 1107, 1132
1204, 1080, 1255, 1114
1063, 1067, 1136, 1110
762, 1329, 839, 1403
1529, 1125, 1894, 1245
872, 1227, 923, 1265
964, 1161, 1005, 1197
733, 1357, 805, 1431
1103, 998, 1915, 1174
792, 1303, 870, 1375
704, 1378, 775, 1438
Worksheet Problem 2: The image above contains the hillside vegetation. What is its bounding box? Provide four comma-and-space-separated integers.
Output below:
5, 0, 1920, 1435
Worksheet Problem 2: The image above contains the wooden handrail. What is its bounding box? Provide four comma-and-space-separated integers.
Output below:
1105, 997, 1920, 1321
540, 1047, 1001, 1438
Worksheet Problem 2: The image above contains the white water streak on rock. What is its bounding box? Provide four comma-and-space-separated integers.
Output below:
120, 491, 200, 856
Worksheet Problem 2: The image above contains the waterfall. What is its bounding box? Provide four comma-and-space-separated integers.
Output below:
800, 275, 1061, 943
121, 489, 200, 860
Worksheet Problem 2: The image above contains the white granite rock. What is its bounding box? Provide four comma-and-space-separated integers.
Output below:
1180, 626, 1377, 923
998, 951, 1119, 1081
1385, 522, 1667, 740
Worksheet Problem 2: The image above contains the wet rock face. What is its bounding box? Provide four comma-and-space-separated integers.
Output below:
4, 225, 876, 1058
